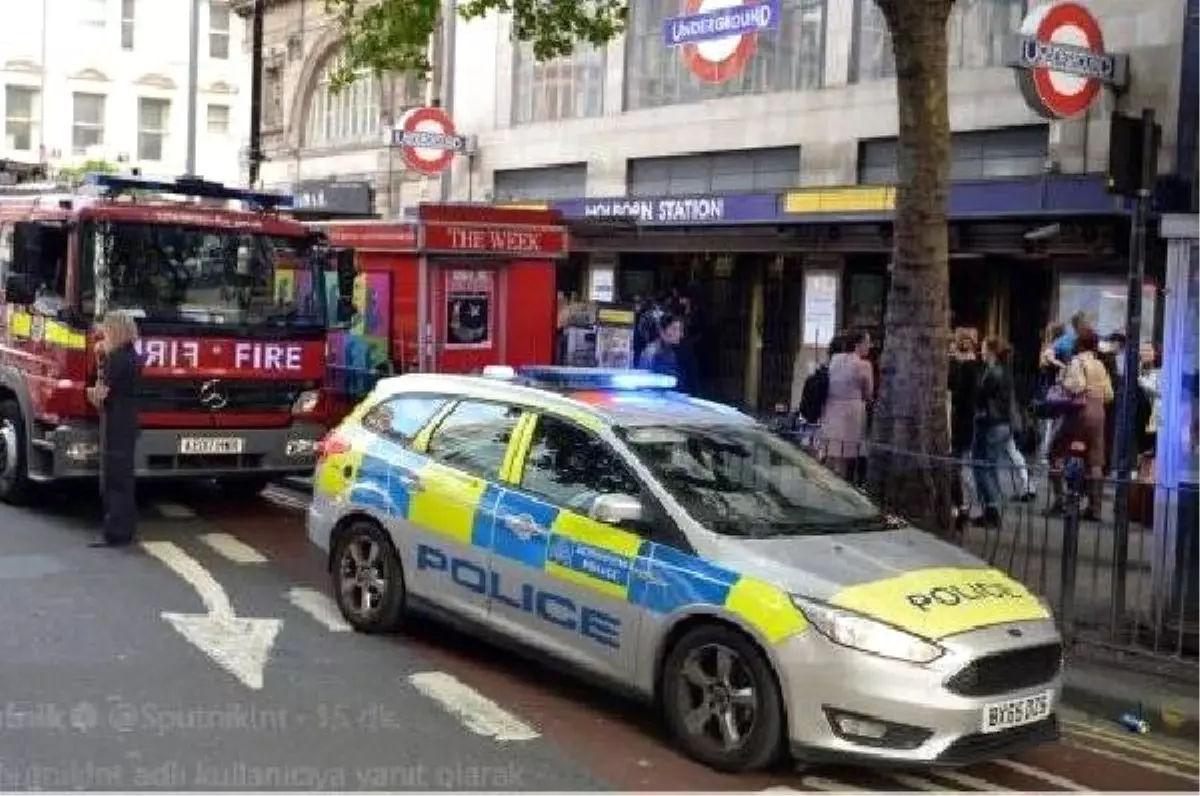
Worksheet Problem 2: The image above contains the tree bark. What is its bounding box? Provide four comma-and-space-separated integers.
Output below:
867, 0, 956, 533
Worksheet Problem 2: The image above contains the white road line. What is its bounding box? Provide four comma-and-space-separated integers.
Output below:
1063, 738, 1200, 783
155, 502, 197, 519
200, 533, 268, 565
142, 540, 232, 618
286, 587, 351, 632
993, 758, 1089, 791
930, 770, 1014, 791
263, 487, 309, 511
407, 671, 539, 742
1063, 721, 1200, 766
890, 774, 946, 791
799, 776, 870, 792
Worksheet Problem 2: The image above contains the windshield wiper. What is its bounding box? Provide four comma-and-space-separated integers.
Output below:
749, 514, 903, 537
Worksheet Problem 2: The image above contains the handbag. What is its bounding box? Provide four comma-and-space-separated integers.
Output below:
1033, 383, 1086, 418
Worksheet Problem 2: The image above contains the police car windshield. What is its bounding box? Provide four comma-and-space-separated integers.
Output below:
617, 424, 885, 537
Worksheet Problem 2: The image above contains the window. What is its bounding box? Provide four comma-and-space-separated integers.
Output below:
852, 0, 1024, 83
5, 87, 38, 152
624, 0, 824, 111
1056, 276, 1157, 345
362, 395, 448, 442
209, 1, 230, 59
520, 416, 641, 512
619, 423, 884, 537
512, 42, 605, 125
72, 93, 106, 156
628, 147, 800, 196
857, 127, 1047, 185
206, 103, 230, 134
493, 165, 587, 201
121, 0, 135, 49
264, 63, 284, 129
425, 401, 522, 479
303, 51, 380, 148
137, 98, 169, 161
80, 0, 106, 28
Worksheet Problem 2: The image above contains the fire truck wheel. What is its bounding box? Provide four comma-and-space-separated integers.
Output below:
215, 476, 271, 499
0, 400, 32, 506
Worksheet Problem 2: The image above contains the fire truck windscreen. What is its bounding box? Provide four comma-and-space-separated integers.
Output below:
80, 220, 325, 328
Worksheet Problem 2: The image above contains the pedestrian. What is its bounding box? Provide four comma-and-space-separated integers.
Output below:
86, 310, 142, 548
1034, 322, 1068, 467
818, 330, 873, 483
637, 313, 684, 386
1099, 332, 1125, 474
949, 328, 982, 528
1046, 326, 1113, 520
972, 337, 1017, 529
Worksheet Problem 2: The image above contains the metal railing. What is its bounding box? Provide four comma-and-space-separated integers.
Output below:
770, 416, 1198, 678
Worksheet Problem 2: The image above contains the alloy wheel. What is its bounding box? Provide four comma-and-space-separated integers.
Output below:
674, 642, 760, 753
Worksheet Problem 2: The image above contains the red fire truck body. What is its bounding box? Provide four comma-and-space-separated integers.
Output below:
0, 173, 330, 503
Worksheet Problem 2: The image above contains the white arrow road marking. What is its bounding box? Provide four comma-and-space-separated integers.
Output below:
200, 533, 268, 564
142, 541, 281, 690
993, 758, 1088, 791
286, 587, 351, 632
407, 671, 539, 742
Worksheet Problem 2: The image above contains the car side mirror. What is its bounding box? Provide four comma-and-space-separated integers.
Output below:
3, 274, 34, 305
590, 493, 645, 527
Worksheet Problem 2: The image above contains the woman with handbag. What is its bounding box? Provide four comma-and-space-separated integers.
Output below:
1045, 327, 1114, 520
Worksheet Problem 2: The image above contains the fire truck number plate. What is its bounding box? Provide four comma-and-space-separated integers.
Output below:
179, 437, 246, 455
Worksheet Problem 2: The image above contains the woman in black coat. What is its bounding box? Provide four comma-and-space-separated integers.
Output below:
87, 311, 142, 547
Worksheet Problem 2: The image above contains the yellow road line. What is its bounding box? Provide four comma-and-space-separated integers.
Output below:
1062, 720, 1200, 767
1062, 738, 1200, 783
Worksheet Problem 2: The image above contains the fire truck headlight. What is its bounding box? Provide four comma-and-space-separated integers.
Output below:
292, 390, 320, 415
66, 442, 99, 462
285, 439, 318, 457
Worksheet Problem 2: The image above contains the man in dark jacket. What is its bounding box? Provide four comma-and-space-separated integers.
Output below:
87, 311, 142, 547
637, 314, 684, 386
949, 328, 982, 527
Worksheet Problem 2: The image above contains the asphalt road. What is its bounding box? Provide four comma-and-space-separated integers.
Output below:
0, 482, 1196, 792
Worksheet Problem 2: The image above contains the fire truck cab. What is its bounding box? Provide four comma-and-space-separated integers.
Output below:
0, 172, 332, 504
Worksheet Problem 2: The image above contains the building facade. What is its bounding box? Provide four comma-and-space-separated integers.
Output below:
0, 0, 249, 184
248, 0, 1195, 410
237, 0, 428, 216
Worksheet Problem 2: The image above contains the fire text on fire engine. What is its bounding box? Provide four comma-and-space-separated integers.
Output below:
135, 338, 305, 372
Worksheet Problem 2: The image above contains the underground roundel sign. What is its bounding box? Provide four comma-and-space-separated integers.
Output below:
663, 0, 780, 84
1006, 1, 1128, 120
390, 106, 466, 176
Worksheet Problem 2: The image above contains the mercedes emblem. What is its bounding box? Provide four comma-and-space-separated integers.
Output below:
198, 379, 228, 411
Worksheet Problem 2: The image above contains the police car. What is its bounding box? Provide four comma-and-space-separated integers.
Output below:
307, 366, 1062, 772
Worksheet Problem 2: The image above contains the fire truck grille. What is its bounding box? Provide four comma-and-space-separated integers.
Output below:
136, 380, 310, 414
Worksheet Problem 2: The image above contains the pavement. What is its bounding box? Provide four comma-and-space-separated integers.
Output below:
1, 482, 1196, 792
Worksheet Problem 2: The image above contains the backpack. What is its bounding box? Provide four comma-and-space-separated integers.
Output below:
798, 364, 830, 424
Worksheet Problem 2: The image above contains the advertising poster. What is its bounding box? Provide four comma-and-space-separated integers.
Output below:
444, 269, 494, 349
595, 305, 636, 369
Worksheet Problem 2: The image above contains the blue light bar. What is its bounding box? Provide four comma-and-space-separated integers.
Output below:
83, 172, 294, 210
515, 366, 677, 391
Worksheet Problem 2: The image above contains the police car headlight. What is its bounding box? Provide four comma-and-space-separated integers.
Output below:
791, 596, 945, 664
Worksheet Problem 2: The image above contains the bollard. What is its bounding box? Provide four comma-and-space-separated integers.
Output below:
1058, 442, 1086, 639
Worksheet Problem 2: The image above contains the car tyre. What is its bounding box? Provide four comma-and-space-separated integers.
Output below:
662, 624, 785, 773
331, 519, 406, 634
0, 399, 33, 506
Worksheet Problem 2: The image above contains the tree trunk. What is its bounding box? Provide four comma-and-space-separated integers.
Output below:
867, 0, 956, 533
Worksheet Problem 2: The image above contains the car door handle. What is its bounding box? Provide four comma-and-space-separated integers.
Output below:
395, 472, 424, 493
504, 514, 544, 541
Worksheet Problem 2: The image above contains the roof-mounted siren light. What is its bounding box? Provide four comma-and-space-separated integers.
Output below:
514, 366, 677, 391
83, 172, 294, 211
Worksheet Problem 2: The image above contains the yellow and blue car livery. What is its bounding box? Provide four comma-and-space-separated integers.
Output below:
308, 368, 1063, 770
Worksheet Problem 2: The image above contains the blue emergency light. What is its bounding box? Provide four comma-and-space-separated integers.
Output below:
83, 172, 294, 210
486, 365, 677, 391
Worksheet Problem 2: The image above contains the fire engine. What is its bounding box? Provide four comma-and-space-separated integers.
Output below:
0, 171, 337, 504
